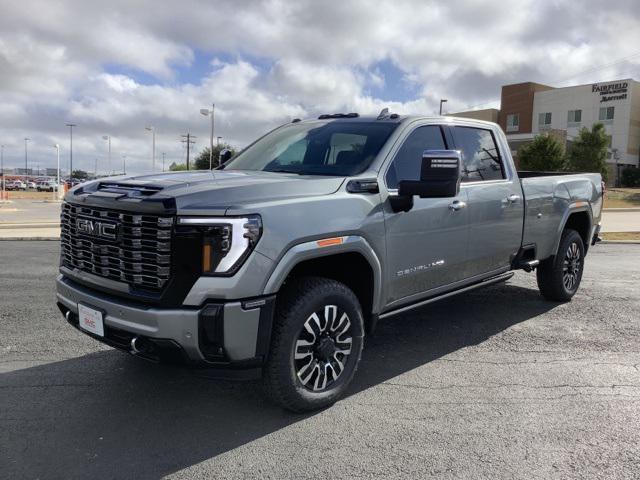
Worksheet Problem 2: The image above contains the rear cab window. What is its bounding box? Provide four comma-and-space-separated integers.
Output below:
452, 127, 505, 182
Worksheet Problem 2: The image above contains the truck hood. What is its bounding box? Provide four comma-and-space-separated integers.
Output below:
69, 170, 346, 214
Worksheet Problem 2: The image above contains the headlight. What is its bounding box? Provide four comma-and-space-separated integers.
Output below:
177, 215, 262, 275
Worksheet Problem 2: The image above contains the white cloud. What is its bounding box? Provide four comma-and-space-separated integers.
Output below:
0, 0, 639, 173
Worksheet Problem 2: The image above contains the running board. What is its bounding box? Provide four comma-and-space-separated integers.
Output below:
379, 272, 514, 320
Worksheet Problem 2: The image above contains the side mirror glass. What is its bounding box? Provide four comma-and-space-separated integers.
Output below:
398, 149, 461, 198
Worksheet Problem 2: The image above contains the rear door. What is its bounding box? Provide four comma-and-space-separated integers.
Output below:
382, 124, 469, 307
451, 126, 523, 277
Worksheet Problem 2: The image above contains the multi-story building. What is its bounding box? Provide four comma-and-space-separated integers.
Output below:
454, 78, 640, 184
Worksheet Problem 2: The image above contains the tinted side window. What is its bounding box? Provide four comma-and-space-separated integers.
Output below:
386, 126, 446, 188
453, 127, 504, 182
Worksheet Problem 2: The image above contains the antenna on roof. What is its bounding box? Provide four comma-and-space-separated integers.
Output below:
377, 107, 390, 120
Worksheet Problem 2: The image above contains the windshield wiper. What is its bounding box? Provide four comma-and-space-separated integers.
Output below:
264, 169, 305, 175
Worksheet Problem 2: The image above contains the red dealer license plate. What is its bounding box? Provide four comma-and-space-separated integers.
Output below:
78, 304, 104, 337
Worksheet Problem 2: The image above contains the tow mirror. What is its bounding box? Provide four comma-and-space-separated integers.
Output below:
218, 148, 233, 167
398, 150, 461, 199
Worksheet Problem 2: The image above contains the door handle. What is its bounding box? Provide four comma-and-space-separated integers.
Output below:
448, 200, 467, 211
507, 194, 521, 204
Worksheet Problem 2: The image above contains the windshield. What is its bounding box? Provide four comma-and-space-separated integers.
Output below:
224, 121, 398, 176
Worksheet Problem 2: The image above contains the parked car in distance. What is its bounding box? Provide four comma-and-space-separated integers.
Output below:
56, 113, 603, 412
37, 181, 59, 192
27, 181, 37, 189
6, 180, 26, 191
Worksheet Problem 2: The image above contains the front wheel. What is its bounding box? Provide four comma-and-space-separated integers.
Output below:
263, 276, 364, 412
536, 229, 585, 301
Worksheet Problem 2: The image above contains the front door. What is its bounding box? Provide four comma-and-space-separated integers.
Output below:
382, 125, 469, 308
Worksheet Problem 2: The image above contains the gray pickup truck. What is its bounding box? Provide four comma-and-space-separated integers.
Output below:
56, 113, 603, 411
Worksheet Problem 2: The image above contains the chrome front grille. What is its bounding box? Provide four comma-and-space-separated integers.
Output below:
60, 203, 174, 291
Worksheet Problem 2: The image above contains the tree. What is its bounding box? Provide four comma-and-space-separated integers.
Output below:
71, 169, 89, 180
194, 144, 236, 170
517, 133, 565, 171
168, 162, 187, 171
567, 123, 609, 181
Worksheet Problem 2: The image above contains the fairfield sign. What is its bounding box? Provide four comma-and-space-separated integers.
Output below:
592, 81, 628, 103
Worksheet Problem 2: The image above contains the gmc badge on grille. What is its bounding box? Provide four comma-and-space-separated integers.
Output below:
76, 218, 118, 241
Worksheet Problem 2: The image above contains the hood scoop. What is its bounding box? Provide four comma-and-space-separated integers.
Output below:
96, 182, 164, 197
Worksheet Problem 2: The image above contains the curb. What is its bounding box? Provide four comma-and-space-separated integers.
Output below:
0, 237, 60, 241
599, 240, 640, 245
0, 223, 59, 229
603, 207, 640, 212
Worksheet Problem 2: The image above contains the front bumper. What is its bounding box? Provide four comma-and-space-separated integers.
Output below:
56, 274, 275, 367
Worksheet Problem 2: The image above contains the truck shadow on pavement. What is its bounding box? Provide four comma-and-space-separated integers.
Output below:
2, 282, 558, 479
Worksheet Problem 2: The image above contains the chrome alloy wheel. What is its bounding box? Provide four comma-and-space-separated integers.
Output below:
294, 305, 353, 392
562, 241, 582, 291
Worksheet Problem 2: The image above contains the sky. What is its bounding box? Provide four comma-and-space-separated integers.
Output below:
1, 0, 639, 175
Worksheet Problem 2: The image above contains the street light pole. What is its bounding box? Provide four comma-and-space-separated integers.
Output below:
200, 104, 214, 169
145, 127, 155, 171
217, 136, 222, 147
162, 152, 166, 172
102, 135, 111, 175
439, 99, 448, 115
54, 144, 60, 200
24, 137, 30, 180
1, 144, 5, 200
122, 155, 126, 175
65, 123, 76, 182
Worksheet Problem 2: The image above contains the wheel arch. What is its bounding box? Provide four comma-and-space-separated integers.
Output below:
262, 236, 383, 331
555, 206, 592, 255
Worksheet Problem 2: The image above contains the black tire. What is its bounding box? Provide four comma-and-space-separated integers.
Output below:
536, 229, 585, 301
263, 276, 364, 412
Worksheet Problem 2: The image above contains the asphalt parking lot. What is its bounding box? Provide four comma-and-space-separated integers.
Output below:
1, 241, 639, 479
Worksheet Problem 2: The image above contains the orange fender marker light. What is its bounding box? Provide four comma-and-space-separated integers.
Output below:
202, 243, 213, 272
316, 237, 344, 247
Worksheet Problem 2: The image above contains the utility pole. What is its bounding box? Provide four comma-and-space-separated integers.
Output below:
65, 123, 76, 181
162, 152, 166, 172
24, 138, 30, 179
181, 133, 196, 170
94, 158, 98, 177
122, 155, 127, 175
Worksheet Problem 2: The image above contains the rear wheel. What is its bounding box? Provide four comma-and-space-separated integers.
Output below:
536, 229, 585, 301
263, 276, 364, 412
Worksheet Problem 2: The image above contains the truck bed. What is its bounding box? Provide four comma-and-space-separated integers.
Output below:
519, 172, 603, 260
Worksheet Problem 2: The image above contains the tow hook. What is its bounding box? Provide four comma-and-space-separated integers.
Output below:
130, 336, 148, 355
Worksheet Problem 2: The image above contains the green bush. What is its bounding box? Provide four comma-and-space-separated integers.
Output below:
621, 167, 640, 187
518, 134, 565, 171
566, 123, 609, 182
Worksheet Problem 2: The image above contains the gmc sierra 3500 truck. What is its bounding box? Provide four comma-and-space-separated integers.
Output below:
56, 112, 603, 411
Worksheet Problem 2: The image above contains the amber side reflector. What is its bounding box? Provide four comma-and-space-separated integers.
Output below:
202, 244, 212, 272
316, 237, 344, 247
